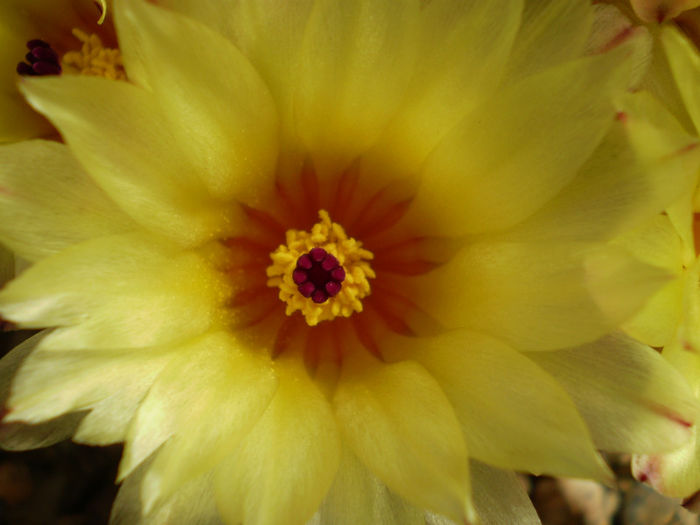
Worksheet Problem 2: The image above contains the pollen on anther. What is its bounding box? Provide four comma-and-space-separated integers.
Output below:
266, 209, 376, 326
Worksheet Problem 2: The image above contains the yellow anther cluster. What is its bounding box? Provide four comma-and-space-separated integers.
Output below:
62, 28, 126, 80
267, 210, 375, 326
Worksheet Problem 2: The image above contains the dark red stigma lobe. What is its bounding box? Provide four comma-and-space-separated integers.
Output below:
17, 39, 62, 76
293, 247, 345, 304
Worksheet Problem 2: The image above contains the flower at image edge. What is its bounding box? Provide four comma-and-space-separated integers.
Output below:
0, 1, 697, 525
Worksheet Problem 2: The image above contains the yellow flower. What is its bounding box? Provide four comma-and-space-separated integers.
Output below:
0, 0, 122, 143
0, 0, 697, 523
611, 24, 700, 507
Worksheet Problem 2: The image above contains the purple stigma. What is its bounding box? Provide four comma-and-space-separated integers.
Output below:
293, 248, 345, 303
17, 39, 62, 76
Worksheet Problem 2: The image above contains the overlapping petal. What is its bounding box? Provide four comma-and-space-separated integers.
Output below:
18, 76, 229, 244
294, 0, 421, 174
417, 241, 670, 351
408, 329, 611, 480
366, 0, 522, 176
410, 35, 649, 236
115, 0, 278, 201
315, 446, 423, 525
125, 333, 278, 512
501, 91, 700, 244
426, 460, 541, 525
0, 233, 226, 350
333, 354, 474, 523
0, 140, 135, 261
529, 334, 697, 454
215, 358, 340, 525
3, 343, 171, 442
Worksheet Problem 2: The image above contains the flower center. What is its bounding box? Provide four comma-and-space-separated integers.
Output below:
16, 40, 62, 76
267, 210, 375, 326
17, 29, 125, 80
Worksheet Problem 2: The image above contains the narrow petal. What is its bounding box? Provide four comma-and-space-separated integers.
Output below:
410, 35, 649, 236
0, 233, 226, 350
410, 330, 611, 480
215, 357, 340, 525
417, 241, 671, 351
116, 0, 278, 201
317, 445, 423, 525
19, 76, 229, 245
129, 332, 277, 512
294, 0, 421, 172
0, 140, 136, 261
662, 25, 700, 132
500, 92, 700, 244
366, 0, 522, 176
426, 460, 540, 525
529, 334, 697, 454
333, 354, 475, 523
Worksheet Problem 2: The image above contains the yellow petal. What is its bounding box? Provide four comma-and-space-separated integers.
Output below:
294, 0, 420, 173
0, 233, 226, 350
633, 424, 700, 498
215, 357, 340, 525
333, 353, 474, 523
426, 460, 540, 525
161, 0, 314, 145
469, 460, 540, 525
586, 4, 651, 89
410, 36, 649, 236
366, 0, 522, 176
116, 0, 278, 201
504, 0, 592, 82
418, 241, 671, 351
662, 25, 700, 132
129, 332, 277, 512
19, 76, 229, 245
501, 92, 700, 244
0, 140, 136, 261
317, 445, 423, 525
615, 214, 685, 346
530, 334, 697, 454
4, 345, 171, 434
112, 463, 222, 525
0, 332, 82, 450
411, 330, 611, 480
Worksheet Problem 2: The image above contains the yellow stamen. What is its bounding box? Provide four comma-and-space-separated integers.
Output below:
61, 28, 126, 80
267, 210, 375, 327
